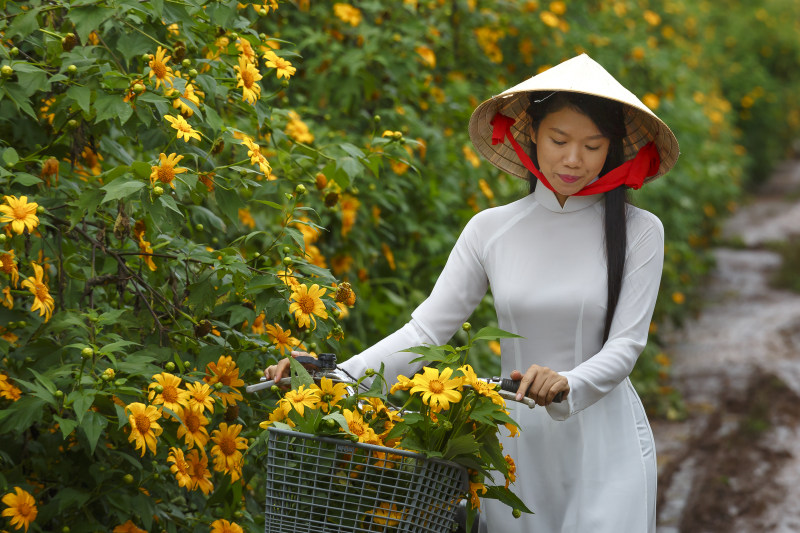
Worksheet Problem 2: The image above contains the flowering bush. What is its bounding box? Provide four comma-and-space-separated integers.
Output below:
258, 326, 529, 531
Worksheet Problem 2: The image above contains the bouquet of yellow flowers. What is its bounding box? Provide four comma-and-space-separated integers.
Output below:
257, 326, 531, 532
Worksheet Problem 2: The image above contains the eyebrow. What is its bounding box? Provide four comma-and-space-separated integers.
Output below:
548, 127, 606, 140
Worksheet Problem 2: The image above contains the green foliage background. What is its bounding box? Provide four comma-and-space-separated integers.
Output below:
1, 0, 799, 531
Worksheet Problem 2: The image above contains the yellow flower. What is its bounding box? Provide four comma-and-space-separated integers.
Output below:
0, 373, 22, 400
265, 323, 301, 355
137, 237, 157, 272
186, 448, 214, 494
2, 286, 13, 310
277, 268, 300, 289
289, 284, 328, 329
210, 519, 244, 533
176, 404, 210, 448
468, 479, 487, 510
113, 520, 147, 533
259, 402, 293, 429
343, 408, 378, 443
167, 447, 193, 488
238, 207, 256, 229
549, 1, 566, 14
333, 3, 362, 26
204, 355, 245, 407
311, 377, 349, 412
21, 263, 54, 322
148, 372, 190, 413
170, 77, 204, 116
339, 194, 360, 237
1, 487, 36, 532
235, 56, 263, 104
147, 46, 175, 89
285, 110, 314, 144
409, 367, 462, 411
643, 9, 661, 26
672, 291, 685, 305
478, 178, 494, 200
0, 195, 39, 235
463, 145, 481, 168
642, 93, 660, 111
389, 374, 414, 395
264, 50, 296, 79
125, 402, 163, 456
366, 502, 405, 527
236, 38, 258, 65
280, 384, 320, 416
504, 454, 517, 488
149, 152, 188, 188
182, 381, 216, 413
164, 114, 201, 142
539, 10, 559, 28
242, 138, 272, 176
210, 422, 248, 481
1, 250, 19, 287
304, 244, 327, 269
381, 243, 396, 271
415, 45, 436, 68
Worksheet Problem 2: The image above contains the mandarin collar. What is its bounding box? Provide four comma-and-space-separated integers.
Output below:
533, 183, 604, 213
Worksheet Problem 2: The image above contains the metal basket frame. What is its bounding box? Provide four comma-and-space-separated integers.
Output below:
264, 427, 469, 533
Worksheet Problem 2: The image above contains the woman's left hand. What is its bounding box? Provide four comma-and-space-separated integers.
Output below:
511, 365, 570, 406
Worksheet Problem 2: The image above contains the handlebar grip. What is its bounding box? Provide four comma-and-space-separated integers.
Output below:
499, 379, 564, 403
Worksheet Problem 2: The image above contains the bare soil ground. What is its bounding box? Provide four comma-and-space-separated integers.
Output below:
653, 159, 800, 533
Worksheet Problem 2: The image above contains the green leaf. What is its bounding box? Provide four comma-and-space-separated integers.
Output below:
66, 85, 92, 114
95, 92, 133, 124
404, 344, 460, 365
80, 410, 108, 455
131, 161, 151, 180
340, 143, 365, 159
53, 415, 79, 439
12, 172, 40, 187
443, 433, 480, 460
54, 487, 91, 513
336, 156, 362, 183
159, 194, 184, 216
6, 8, 39, 40
227, 304, 255, 327
70, 6, 113, 43
470, 326, 524, 342
483, 485, 533, 514
101, 340, 140, 354
101, 180, 145, 203
0, 397, 46, 433
322, 412, 350, 434
289, 356, 314, 389
70, 390, 97, 424
2, 147, 18, 166
2, 84, 37, 118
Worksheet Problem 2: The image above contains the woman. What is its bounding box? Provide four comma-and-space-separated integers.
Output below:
266, 54, 679, 532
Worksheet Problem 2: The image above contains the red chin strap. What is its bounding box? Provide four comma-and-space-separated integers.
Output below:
490, 112, 660, 196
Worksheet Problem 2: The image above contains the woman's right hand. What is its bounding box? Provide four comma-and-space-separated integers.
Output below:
263, 351, 306, 382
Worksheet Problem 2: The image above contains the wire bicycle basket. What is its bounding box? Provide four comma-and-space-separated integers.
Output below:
264, 427, 469, 533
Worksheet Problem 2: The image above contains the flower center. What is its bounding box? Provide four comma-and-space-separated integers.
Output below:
297, 295, 316, 314
185, 412, 200, 432
18, 502, 31, 516
153, 60, 167, 79
162, 386, 177, 403
158, 165, 175, 183
350, 420, 365, 435
241, 70, 254, 88
220, 436, 236, 456
429, 379, 444, 394
11, 204, 29, 220
135, 413, 151, 434
34, 282, 49, 301
0, 255, 12, 272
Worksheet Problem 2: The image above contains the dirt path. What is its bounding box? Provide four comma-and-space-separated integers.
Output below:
652, 159, 800, 533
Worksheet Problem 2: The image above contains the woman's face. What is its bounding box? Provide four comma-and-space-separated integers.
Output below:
531, 106, 610, 205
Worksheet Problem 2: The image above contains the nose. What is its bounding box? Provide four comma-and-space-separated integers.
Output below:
563, 145, 581, 167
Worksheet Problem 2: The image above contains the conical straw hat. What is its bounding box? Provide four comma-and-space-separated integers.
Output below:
468, 54, 679, 182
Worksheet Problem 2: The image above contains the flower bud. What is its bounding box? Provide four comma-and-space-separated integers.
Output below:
512, 509, 522, 519
153, 185, 164, 196
462, 322, 471, 332
1, 65, 14, 78
81, 347, 94, 358
165, 362, 176, 372
67, 64, 78, 75
282, 256, 293, 266
295, 184, 306, 195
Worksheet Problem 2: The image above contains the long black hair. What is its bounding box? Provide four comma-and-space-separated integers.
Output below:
525, 92, 628, 343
